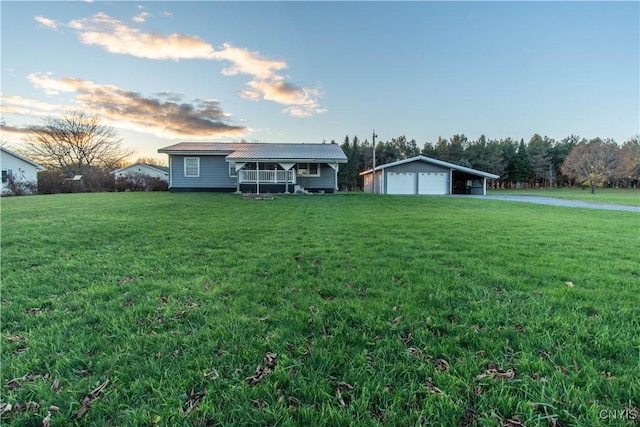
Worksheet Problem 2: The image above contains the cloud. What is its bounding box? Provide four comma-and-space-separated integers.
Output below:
0, 124, 32, 137
34, 16, 59, 30
240, 79, 327, 117
68, 13, 216, 60
0, 94, 64, 116
132, 12, 150, 23
41, 12, 325, 116
24, 73, 247, 139
211, 43, 287, 80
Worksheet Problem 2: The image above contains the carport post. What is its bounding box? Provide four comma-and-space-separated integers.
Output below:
372, 131, 377, 193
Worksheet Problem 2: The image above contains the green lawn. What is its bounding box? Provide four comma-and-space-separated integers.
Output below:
488, 187, 640, 206
1, 192, 639, 426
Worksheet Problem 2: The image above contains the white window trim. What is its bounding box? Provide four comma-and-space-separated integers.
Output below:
296, 163, 321, 177
229, 162, 237, 177
184, 157, 200, 177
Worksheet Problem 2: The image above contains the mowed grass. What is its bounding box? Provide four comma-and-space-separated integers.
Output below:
1, 192, 639, 426
488, 188, 640, 206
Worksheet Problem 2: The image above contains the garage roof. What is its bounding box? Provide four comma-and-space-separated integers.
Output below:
360, 155, 499, 179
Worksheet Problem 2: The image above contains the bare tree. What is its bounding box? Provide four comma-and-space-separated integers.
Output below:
22, 111, 133, 172
561, 139, 619, 193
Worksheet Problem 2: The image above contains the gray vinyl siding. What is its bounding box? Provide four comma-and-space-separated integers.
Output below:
170, 155, 236, 189
296, 164, 336, 190
385, 161, 449, 174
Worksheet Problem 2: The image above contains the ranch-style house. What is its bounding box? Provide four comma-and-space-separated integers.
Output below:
158, 142, 348, 194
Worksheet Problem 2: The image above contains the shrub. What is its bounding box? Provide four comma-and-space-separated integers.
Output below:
1, 175, 38, 196
115, 174, 168, 192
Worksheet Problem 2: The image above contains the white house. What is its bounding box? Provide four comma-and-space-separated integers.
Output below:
111, 163, 170, 181
1, 147, 44, 195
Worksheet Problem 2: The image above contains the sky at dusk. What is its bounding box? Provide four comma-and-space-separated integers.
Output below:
1, 1, 638, 162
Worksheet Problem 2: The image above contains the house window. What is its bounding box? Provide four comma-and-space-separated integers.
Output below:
184, 158, 200, 177
297, 163, 320, 177
1, 169, 11, 183
229, 162, 237, 177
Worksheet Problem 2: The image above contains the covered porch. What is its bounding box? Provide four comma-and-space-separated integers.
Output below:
235, 162, 297, 193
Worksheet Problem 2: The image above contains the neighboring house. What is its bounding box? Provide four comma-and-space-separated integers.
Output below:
1, 146, 44, 195
360, 155, 499, 195
158, 142, 348, 193
111, 163, 170, 182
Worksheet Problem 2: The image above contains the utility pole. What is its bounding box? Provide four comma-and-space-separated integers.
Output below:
372, 130, 377, 193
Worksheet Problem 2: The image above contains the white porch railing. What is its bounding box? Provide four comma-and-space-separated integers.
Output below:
239, 169, 295, 184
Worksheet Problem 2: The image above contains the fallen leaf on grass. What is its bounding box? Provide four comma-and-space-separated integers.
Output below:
435, 359, 450, 372
117, 276, 134, 286
370, 407, 387, 421
287, 396, 300, 408
476, 363, 516, 381
181, 388, 206, 415
204, 368, 219, 380
6, 335, 27, 343
13, 346, 28, 355
1, 401, 41, 415
246, 352, 277, 386
251, 399, 266, 409
4, 373, 50, 390
564, 281, 574, 288
407, 347, 422, 356
503, 415, 525, 426
398, 329, 413, 345
460, 409, 478, 427
76, 379, 109, 419
42, 411, 51, 427
336, 382, 354, 406
51, 378, 60, 393
423, 378, 443, 395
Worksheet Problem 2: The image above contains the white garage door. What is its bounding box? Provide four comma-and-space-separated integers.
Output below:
387, 172, 415, 194
418, 172, 448, 195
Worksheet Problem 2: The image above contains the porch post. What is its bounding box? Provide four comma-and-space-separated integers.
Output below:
256, 162, 260, 194
278, 163, 296, 194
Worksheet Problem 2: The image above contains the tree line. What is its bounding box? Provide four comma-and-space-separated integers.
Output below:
4, 111, 638, 195
336, 133, 640, 192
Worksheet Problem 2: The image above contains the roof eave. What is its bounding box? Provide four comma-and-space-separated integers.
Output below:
227, 157, 347, 163
158, 150, 233, 155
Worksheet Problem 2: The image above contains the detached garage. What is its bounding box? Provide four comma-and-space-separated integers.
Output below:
360, 155, 499, 196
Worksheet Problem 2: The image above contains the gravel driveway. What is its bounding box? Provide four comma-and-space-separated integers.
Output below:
461, 195, 640, 212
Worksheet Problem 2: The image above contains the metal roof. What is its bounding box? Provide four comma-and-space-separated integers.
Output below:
360, 155, 499, 179
158, 142, 347, 163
